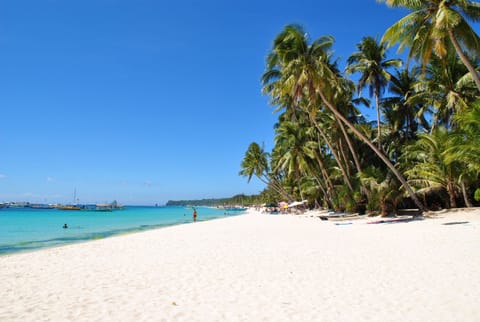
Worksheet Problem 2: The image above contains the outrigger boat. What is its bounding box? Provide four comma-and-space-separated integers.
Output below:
57, 188, 82, 210
94, 204, 113, 212
56, 205, 82, 210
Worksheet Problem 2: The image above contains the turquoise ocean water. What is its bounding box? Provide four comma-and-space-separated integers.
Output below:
0, 206, 242, 255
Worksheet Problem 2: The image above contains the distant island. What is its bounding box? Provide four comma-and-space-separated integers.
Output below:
166, 194, 261, 207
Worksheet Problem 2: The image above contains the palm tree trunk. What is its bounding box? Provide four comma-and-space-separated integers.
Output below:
313, 149, 337, 204
447, 181, 457, 209
318, 90, 426, 214
375, 92, 382, 149
313, 176, 333, 209
448, 29, 480, 91
338, 119, 362, 174
405, 109, 411, 143
338, 137, 352, 178
258, 174, 294, 202
461, 180, 473, 208
336, 117, 370, 197
271, 179, 294, 202
309, 112, 355, 193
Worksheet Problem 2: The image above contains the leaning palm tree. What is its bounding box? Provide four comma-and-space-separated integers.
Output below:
239, 142, 269, 183
378, 0, 480, 90
273, 120, 314, 201
263, 24, 426, 213
239, 142, 293, 201
346, 36, 402, 148
262, 26, 356, 194
329, 77, 369, 193
275, 108, 339, 204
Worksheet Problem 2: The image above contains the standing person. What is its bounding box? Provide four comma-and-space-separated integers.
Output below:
193, 207, 197, 222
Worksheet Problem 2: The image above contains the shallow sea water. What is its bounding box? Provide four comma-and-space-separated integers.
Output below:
0, 206, 240, 255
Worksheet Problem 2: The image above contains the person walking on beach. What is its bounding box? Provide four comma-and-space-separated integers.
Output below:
193, 207, 197, 222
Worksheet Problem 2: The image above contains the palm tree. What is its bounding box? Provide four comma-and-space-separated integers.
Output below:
381, 67, 426, 141
415, 51, 478, 130
403, 128, 461, 208
274, 110, 339, 206
273, 120, 314, 201
378, 0, 480, 90
328, 76, 370, 197
447, 100, 480, 205
309, 146, 337, 208
263, 24, 426, 213
346, 36, 402, 148
239, 142, 293, 201
262, 26, 356, 194
449, 99, 480, 172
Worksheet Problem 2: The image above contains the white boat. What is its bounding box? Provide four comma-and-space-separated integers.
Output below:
95, 204, 113, 212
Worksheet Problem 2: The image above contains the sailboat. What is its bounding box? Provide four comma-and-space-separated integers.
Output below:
56, 188, 82, 210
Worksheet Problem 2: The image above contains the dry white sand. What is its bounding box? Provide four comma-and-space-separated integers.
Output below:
1, 208, 479, 322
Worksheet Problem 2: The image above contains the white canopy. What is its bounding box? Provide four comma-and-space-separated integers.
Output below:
288, 200, 308, 208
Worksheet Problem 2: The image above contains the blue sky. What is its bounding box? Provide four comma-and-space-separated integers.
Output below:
1, 0, 410, 205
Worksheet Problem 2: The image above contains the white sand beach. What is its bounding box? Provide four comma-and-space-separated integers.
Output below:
1, 208, 480, 321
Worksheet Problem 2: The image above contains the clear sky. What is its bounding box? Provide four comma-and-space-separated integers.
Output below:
1, 0, 410, 205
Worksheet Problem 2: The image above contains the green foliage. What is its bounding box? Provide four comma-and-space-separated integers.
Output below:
402, 127, 467, 208
239, 142, 270, 184
378, 0, 480, 89
449, 100, 480, 173
475, 188, 480, 202
345, 199, 358, 214
366, 191, 381, 215
358, 165, 403, 215
239, 4, 480, 214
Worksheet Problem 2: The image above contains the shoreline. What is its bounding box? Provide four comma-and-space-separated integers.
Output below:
1, 208, 479, 321
0, 206, 240, 256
